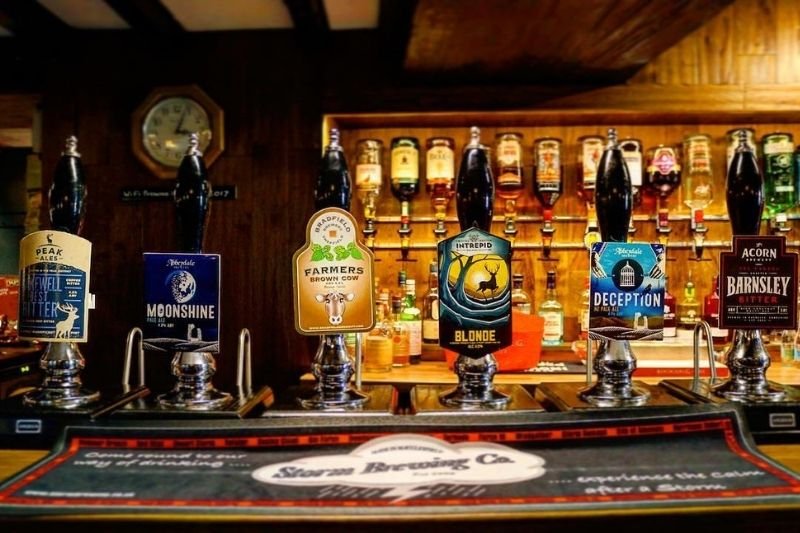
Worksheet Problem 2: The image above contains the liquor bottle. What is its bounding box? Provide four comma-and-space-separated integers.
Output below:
533, 137, 563, 209
354, 138, 383, 213
682, 134, 714, 211
426, 137, 455, 231
364, 303, 393, 373
391, 294, 410, 367
422, 260, 440, 344
511, 274, 533, 315
761, 132, 796, 214
727, 130, 764, 235
663, 277, 677, 337
577, 135, 604, 206
645, 144, 682, 200
314, 128, 351, 212
579, 277, 591, 340
390, 136, 420, 203
594, 128, 631, 242
538, 271, 563, 345
49, 136, 87, 235
703, 275, 729, 346
174, 133, 211, 252
619, 138, 643, 207
494, 132, 524, 201
677, 275, 701, 329
456, 126, 494, 231
401, 279, 422, 364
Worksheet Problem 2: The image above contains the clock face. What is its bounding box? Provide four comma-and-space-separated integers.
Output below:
142, 96, 212, 167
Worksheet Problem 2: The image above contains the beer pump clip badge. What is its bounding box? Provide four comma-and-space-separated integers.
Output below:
18, 230, 92, 342
293, 208, 375, 335
719, 236, 798, 330
437, 227, 512, 358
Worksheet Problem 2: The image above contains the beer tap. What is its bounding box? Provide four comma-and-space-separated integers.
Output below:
580, 128, 650, 407
712, 130, 785, 402
23, 136, 100, 408
158, 133, 231, 409
691, 208, 709, 260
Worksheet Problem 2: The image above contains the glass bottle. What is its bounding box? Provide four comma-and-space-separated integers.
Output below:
728, 130, 764, 235
619, 138, 643, 207
682, 133, 714, 211
426, 137, 455, 231
401, 279, 422, 364
761, 132, 796, 214
538, 270, 564, 346
533, 137, 563, 209
364, 304, 393, 373
703, 275, 729, 347
511, 273, 533, 315
677, 275, 701, 329
354, 138, 383, 217
645, 144, 682, 201
663, 276, 677, 337
390, 137, 420, 203
422, 260, 440, 345
314, 128, 351, 212
577, 135, 604, 206
595, 128, 631, 243
456, 126, 494, 231
494, 132, 524, 201
391, 295, 410, 367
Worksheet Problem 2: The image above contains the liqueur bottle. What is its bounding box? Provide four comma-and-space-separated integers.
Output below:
682, 134, 714, 212
533, 137, 563, 209
422, 260, 440, 344
594, 128, 631, 242
727, 130, 764, 235
538, 271, 563, 345
49, 136, 87, 235
577, 135, 604, 206
426, 137, 455, 235
354, 138, 383, 208
663, 277, 677, 337
401, 279, 422, 364
761, 132, 796, 214
364, 303, 393, 373
456, 126, 494, 231
174, 133, 212, 252
703, 275, 729, 347
494, 132, 524, 201
390, 136, 421, 204
314, 128, 351, 212
511, 273, 533, 315
645, 144, 681, 200
391, 294, 410, 367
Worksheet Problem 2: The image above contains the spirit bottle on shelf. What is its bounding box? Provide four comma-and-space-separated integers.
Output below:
761, 132, 796, 214
354, 138, 383, 246
456, 126, 494, 231
422, 260, 440, 345
538, 270, 564, 346
577, 134, 604, 207
511, 273, 533, 315
401, 279, 423, 365
391, 294, 410, 367
364, 301, 393, 373
391, 136, 420, 254
645, 144, 682, 202
494, 132, 524, 237
426, 137, 455, 237
663, 276, 677, 338
314, 128, 351, 212
681, 134, 714, 214
619, 138, 643, 208
677, 274, 701, 329
703, 275, 729, 348
533, 137, 563, 211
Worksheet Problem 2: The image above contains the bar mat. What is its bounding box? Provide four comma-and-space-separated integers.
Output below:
0, 405, 798, 519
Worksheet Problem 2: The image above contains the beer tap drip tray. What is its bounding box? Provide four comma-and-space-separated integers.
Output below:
661, 379, 800, 443
262, 384, 399, 417
0, 385, 149, 448
535, 381, 687, 411
110, 386, 274, 419
409, 384, 543, 415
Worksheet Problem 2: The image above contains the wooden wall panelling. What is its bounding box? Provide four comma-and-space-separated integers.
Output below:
333, 113, 800, 343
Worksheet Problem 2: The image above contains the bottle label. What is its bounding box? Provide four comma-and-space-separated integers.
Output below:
541, 312, 563, 341
422, 319, 439, 342
406, 319, 422, 356
536, 141, 561, 191
355, 163, 382, 190
513, 302, 532, 315
580, 308, 590, 332
426, 146, 454, 183
393, 329, 410, 363
623, 153, 642, 187
18, 230, 92, 342
580, 139, 603, 187
686, 138, 711, 173
497, 139, 521, 166
763, 138, 794, 154
648, 147, 679, 176
292, 208, 376, 335
431, 299, 439, 320
364, 335, 393, 371
391, 147, 419, 184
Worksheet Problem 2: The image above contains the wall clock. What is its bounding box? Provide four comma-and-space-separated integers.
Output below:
132, 84, 224, 179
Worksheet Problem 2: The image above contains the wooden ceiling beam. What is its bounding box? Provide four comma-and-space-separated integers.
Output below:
105, 0, 183, 34
0, 0, 71, 37
283, 0, 329, 44
378, 0, 418, 74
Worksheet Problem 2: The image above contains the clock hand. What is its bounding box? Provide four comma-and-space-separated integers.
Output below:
174, 105, 188, 135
